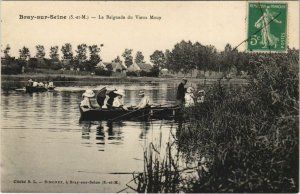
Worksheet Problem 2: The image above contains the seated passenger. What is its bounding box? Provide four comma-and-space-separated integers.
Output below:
106, 89, 118, 109
112, 90, 127, 110
38, 82, 44, 87
96, 87, 107, 109
196, 90, 205, 103
27, 79, 33, 86
48, 81, 54, 88
80, 89, 95, 109
44, 81, 48, 89
32, 80, 38, 87
136, 90, 151, 109
184, 87, 195, 107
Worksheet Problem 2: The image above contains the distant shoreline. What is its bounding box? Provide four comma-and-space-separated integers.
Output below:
1, 73, 247, 82
1, 73, 248, 90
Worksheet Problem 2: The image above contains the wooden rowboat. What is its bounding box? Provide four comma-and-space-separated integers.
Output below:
25, 86, 55, 93
79, 106, 182, 121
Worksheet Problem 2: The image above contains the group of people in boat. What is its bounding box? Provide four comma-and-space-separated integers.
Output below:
176, 78, 205, 107
80, 88, 151, 110
80, 78, 204, 110
27, 79, 55, 89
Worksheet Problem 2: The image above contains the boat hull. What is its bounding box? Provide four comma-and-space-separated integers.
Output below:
26, 86, 48, 92
79, 106, 182, 121
25, 86, 55, 93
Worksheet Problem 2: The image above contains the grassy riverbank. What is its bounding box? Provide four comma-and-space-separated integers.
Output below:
132, 56, 299, 192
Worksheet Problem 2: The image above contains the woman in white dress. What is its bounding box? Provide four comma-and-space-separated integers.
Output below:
112, 89, 128, 110
80, 89, 95, 109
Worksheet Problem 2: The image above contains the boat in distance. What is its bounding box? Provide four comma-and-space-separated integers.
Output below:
25, 86, 55, 93
79, 106, 182, 121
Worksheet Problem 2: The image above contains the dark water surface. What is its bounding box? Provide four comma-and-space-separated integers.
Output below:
1, 82, 187, 192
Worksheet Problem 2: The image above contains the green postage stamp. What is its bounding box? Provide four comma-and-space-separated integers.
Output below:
247, 2, 287, 52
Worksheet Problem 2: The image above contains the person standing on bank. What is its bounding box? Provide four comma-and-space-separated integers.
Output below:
176, 78, 187, 106
136, 90, 151, 109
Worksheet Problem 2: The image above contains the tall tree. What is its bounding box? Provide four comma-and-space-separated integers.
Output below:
122, 49, 133, 67
195, 43, 218, 73
35, 45, 45, 58
75, 44, 87, 63
220, 43, 238, 72
164, 49, 171, 70
135, 51, 144, 63
150, 50, 166, 68
168, 40, 196, 74
19, 46, 30, 61
3, 44, 11, 59
61, 43, 73, 60
49, 46, 59, 60
88, 45, 101, 65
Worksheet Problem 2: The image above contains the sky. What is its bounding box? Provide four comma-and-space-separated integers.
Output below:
1, 1, 299, 62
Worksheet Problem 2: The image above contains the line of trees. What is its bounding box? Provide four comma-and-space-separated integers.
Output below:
3, 43, 146, 69
1, 41, 299, 76
148, 40, 299, 76
1, 43, 105, 73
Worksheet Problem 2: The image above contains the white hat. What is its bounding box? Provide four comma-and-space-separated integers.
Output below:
114, 89, 125, 96
198, 89, 205, 94
138, 90, 145, 96
187, 87, 194, 93
82, 89, 95, 98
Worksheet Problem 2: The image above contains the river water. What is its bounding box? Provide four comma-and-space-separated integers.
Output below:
1, 82, 188, 192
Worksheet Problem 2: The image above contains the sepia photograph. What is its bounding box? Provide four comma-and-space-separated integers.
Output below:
1, 1, 299, 193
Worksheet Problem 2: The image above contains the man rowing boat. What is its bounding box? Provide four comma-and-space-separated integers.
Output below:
135, 90, 151, 109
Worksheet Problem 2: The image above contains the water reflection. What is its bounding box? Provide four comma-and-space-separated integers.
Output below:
81, 121, 91, 140
139, 121, 151, 139
107, 121, 123, 141
79, 120, 160, 151
96, 123, 105, 142
80, 121, 126, 149
1, 82, 184, 193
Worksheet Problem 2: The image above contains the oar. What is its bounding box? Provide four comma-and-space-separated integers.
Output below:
134, 106, 179, 120
109, 103, 174, 121
109, 108, 142, 122
133, 108, 166, 120
149, 103, 171, 107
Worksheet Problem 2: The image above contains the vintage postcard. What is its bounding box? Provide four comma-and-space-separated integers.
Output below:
1, 1, 299, 193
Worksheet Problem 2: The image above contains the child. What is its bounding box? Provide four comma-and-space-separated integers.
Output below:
197, 90, 205, 103
185, 87, 195, 107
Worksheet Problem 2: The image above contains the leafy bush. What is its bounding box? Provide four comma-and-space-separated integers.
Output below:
49, 62, 63, 70
1, 64, 22, 74
94, 67, 112, 76
133, 54, 299, 193
126, 71, 139, 77
1, 58, 26, 75
177, 55, 299, 192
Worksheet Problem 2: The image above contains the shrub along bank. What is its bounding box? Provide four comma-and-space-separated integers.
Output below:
134, 55, 299, 192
